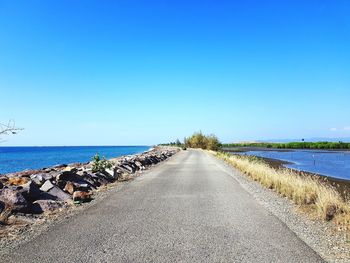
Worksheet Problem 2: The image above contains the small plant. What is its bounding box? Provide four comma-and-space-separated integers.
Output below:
91, 153, 113, 173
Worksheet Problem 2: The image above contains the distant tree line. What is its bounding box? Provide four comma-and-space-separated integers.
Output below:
159, 139, 183, 147
160, 132, 221, 151
222, 141, 350, 150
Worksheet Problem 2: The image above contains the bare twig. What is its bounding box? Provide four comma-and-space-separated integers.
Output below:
0, 120, 23, 136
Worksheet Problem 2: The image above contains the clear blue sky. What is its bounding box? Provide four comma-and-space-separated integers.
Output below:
1, 0, 350, 146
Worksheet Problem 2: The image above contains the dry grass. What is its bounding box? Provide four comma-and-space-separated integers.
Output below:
215, 152, 350, 231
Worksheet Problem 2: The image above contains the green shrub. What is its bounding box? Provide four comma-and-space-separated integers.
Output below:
91, 153, 113, 173
184, 132, 221, 150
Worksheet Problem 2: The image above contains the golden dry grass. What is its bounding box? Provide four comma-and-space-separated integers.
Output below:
215, 151, 350, 231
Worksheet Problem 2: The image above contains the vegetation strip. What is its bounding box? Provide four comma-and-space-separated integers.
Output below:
223, 141, 350, 150
160, 131, 221, 151
215, 151, 350, 236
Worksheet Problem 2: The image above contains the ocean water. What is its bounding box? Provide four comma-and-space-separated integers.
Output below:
0, 146, 150, 175
238, 150, 350, 180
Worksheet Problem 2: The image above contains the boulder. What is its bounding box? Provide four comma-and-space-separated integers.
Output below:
40, 180, 55, 192
8, 177, 29, 186
0, 181, 3, 189
72, 191, 91, 202
56, 179, 67, 189
72, 182, 91, 191
32, 200, 64, 214
37, 192, 57, 201
56, 171, 81, 182
53, 164, 67, 169
134, 161, 145, 170
0, 188, 28, 212
88, 172, 113, 186
124, 164, 136, 173
116, 165, 133, 174
39, 181, 71, 201
42, 173, 54, 181
104, 168, 116, 178
63, 166, 78, 173
17, 181, 41, 201
43, 167, 54, 173
56, 171, 91, 186
64, 182, 75, 195
80, 173, 99, 188
30, 174, 45, 186
47, 186, 71, 202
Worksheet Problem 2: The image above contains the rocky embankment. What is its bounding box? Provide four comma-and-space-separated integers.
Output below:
0, 147, 178, 225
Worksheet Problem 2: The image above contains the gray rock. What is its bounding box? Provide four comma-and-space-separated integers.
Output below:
47, 185, 71, 201
32, 200, 64, 214
72, 182, 91, 191
121, 164, 134, 173
80, 173, 99, 188
94, 172, 113, 184
56, 171, 79, 182
17, 181, 41, 201
30, 174, 44, 185
40, 180, 55, 192
62, 166, 78, 173
53, 164, 67, 169
42, 173, 54, 181
0, 188, 28, 212
37, 192, 57, 201
116, 165, 133, 174
135, 161, 145, 170
104, 168, 115, 178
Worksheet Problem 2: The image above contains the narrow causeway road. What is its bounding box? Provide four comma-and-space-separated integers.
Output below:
1, 150, 324, 263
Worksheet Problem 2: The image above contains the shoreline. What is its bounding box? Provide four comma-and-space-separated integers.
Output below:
222, 146, 350, 153
0, 145, 151, 176
222, 150, 350, 199
0, 147, 179, 244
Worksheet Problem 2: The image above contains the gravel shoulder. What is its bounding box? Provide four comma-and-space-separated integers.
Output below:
209, 151, 350, 263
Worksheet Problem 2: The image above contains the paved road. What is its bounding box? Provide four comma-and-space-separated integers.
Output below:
1, 150, 324, 263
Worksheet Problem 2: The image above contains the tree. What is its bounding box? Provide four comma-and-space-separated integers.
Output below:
184, 131, 221, 150
175, 139, 181, 147
206, 134, 221, 151
186, 131, 207, 149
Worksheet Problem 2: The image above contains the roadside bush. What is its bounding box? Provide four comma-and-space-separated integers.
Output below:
184, 132, 221, 150
206, 134, 221, 151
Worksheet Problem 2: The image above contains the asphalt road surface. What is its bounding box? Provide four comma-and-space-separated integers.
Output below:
1, 150, 324, 263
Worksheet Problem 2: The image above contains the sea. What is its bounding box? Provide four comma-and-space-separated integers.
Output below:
0, 146, 150, 175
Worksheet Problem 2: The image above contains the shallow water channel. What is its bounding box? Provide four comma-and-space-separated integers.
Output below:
236, 149, 350, 180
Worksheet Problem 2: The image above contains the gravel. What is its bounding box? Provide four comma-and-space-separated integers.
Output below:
212, 153, 350, 263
